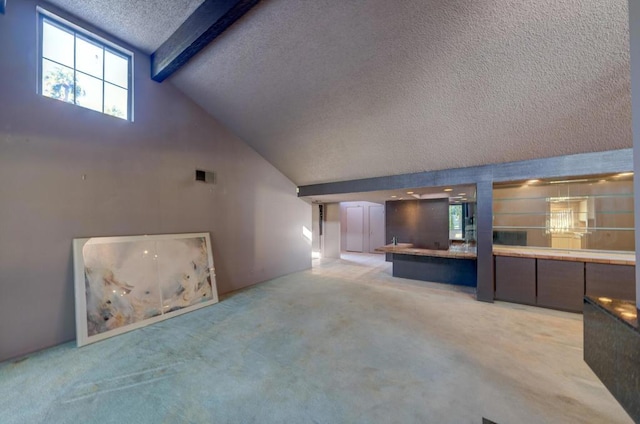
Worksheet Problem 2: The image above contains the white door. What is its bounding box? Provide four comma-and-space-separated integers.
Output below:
346, 206, 364, 252
369, 205, 385, 252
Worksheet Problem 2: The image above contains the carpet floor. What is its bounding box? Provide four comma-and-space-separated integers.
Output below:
0, 253, 632, 423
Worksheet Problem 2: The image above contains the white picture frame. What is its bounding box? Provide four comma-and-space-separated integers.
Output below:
73, 232, 218, 347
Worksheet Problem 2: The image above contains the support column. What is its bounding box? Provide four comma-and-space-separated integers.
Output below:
631, 0, 640, 308
476, 180, 494, 302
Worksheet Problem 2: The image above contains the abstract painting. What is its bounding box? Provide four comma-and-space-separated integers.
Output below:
73, 233, 218, 346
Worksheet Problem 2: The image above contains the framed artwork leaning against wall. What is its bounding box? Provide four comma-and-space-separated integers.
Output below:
73, 232, 218, 347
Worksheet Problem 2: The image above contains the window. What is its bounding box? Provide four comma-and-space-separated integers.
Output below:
38, 10, 132, 120
449, 204, 463, 240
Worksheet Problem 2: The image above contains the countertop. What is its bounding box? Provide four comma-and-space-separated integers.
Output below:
374, 243, 477, 259
493, 246, 635, 265
585, 296, 639, 334
374, 244, 634, 265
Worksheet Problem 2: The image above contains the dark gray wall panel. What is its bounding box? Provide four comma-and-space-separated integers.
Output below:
298, 149, 632, 197
415, 199, 449, 250
385, 199, 449, 250
300, 166, 482, 197
392, 254, 477, 287
537, 259, 585, 312
476, 181, 494, 302
490, 149, 633, 183
585, 263, 636, 301
385, 200, 418, 245
495, 256, 536, 304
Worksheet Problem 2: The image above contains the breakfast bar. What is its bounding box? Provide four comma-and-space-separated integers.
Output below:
375, 243, 477, 287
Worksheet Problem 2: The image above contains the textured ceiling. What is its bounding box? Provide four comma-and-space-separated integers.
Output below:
170, 0, 632, 186
45, 0, 205, 53
47, 0, 632, 187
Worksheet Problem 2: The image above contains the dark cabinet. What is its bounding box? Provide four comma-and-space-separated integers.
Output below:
495, 256, 536, 305
585, 263, 636, 301
493, 255, 635, 313
537, 259, 584, 312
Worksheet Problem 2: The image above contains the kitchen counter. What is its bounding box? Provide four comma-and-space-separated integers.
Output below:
376, 244, 633, 264
493, 246, 635, 265
584, 296, 639, 422
375, 243, 477, 259
585, 296, 638, 331
375, 243, 477, 287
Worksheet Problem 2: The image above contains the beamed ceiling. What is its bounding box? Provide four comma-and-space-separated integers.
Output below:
47, 0, 631, 187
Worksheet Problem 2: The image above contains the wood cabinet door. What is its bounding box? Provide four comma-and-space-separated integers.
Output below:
495, 256, 536, 305
537, 259, 584, 312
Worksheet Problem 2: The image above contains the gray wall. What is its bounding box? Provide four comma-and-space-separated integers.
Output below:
385, 199, 449, 250
0, 0, 311, 361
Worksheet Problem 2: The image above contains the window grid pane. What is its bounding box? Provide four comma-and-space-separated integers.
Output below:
76, 36, 104, 79
104, 50, 129, 89
39, 13, 131, 121
42, 20, 74, 67
42, 59, 75, 103
76, 71, 104, 113
104, 83, 128, 119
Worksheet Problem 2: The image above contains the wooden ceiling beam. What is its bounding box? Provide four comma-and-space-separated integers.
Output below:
151, 0, 260, 82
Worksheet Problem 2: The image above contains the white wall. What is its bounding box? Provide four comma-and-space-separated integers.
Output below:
0, 0, 311, 361
323, 204, 341, 258
340, 201, 385, 253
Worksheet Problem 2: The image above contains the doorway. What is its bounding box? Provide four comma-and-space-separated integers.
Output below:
346, 206, 364, 252
369, 205, 385, 252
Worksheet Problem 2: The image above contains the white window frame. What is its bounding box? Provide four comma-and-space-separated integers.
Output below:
37, 7, 134, 121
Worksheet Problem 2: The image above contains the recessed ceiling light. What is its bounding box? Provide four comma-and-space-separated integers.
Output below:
407, 191, 414, 194
444, 188, 453, 192
461, 198, 467, 201
458, 193, 466, 196
391, 195, 397, 198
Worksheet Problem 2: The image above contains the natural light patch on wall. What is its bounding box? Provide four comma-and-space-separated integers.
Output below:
302, 226, 312, 244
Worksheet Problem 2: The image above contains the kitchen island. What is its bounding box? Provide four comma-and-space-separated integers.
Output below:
375, 243, 477, 287
584, 296, 639, 422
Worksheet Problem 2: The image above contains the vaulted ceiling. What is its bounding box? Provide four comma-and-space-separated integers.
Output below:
47, 0, 631, 186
